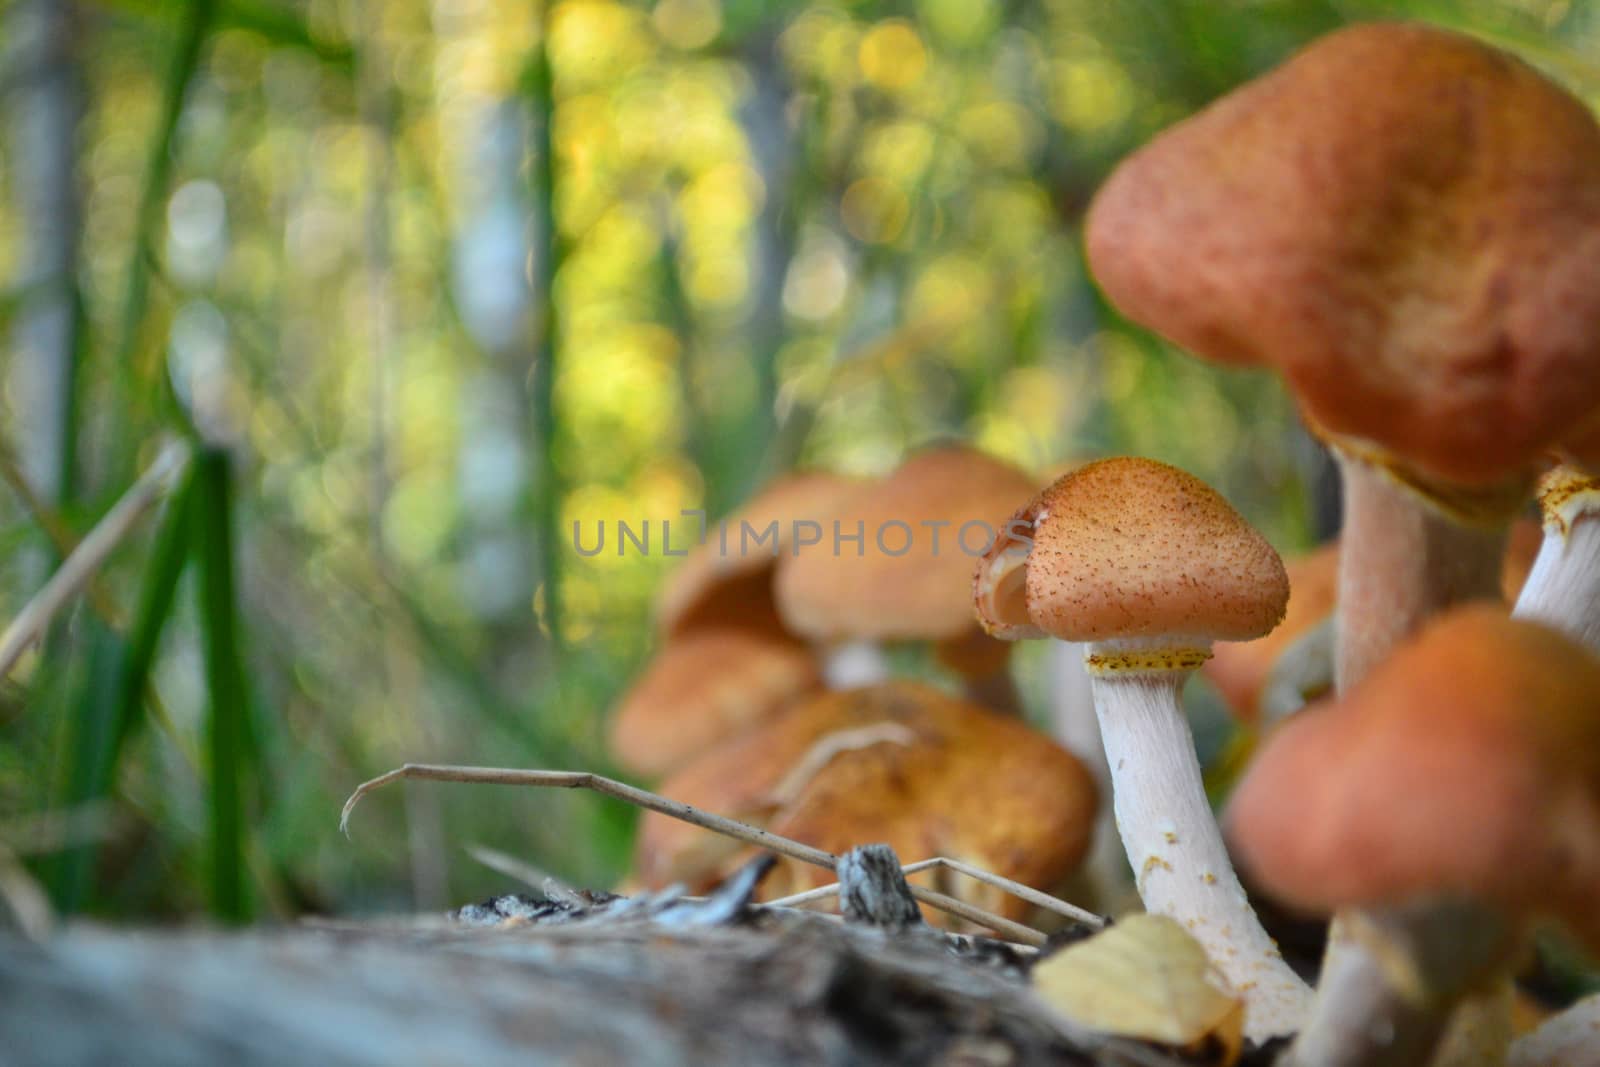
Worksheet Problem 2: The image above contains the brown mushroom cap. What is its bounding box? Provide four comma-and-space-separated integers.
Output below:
634, 681, 1097, 919
1228, 606, 1600, 950
1085, 22, 1600, 489
607, 625, 823, 779
657, 471, 866, 636
976, 457, 1289, 648
1204, 542, 1338, 723
774, 445, 1038, 648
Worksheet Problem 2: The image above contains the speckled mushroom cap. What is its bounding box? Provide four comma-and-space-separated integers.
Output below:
1085, 22, 1600, 491
1204, 542, 1338, 723
634, 681, 1097, 921
1228, 607, 1600, 950
774, 446, 1038, 649
657, 471, 866, 637
607, 625, 822, 779
975, 458, 1289, 657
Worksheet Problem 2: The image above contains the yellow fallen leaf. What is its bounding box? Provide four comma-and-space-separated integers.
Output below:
1032, 913, 1243, 1064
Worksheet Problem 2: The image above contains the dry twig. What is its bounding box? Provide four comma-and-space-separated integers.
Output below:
341, 763, 1079, 946
0, 439, 190, 678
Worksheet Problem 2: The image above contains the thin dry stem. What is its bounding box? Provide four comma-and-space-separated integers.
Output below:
767, 855, 1105, 928
342, 763, 1049, 945
464, 844, 567, 894
0, 439, 190, 678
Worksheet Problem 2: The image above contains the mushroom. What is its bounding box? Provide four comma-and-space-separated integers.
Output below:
657, 470, 866, 638
633, 681, 1097, 924
974, 457, 1311, 1039
609, 475, 852, 777
606, 624, 822, 779
1084, 22, 1600, 691
1513, 467, 1600, 654
775, 445, 1039, 710
1229, 606, 1600, 1067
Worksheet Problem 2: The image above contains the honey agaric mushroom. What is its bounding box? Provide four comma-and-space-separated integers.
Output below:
1513, 467, 1600, 655
606, 625, 822, 779
974, 457, 1310, 1039
1085, 21, 1600, 691
1229, 607, 1600, 1067
657, 471, 866, 638
633, 681, 1097, 924
775, 445, 1038, 708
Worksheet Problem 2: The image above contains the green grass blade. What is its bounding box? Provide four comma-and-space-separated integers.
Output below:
524, 9, 564, 652
46, 468, 195, 914
47, 619, 125, 914
193, 447, 250, 922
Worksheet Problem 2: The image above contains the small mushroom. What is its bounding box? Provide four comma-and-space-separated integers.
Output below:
1085, 22, 1600, 690
775, 445, 1039, 709
974, 457, 1310, 1040
656, 471, 866, 637
1513, 467, 1600, 654
1229, 606, 1600, 1067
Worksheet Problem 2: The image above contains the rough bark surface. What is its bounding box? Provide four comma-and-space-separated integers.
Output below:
0, 904, 1205, 1067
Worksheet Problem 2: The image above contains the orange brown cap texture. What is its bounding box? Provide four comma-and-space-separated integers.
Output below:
1085, 22, 1600, 489
775, 445, 1038, 647
607, 625, 823, 779
1204, 542, 1338, 723
975, 457, 1289, 646
633, 681, 1097, 921
657, 471, 866, 637
1228, 607, 1600, 951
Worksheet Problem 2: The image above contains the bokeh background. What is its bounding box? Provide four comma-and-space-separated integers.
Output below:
1, 0, 1595, 922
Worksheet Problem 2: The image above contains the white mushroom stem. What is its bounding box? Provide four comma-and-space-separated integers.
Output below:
1287, 900, 1516, 1067
1048, 642, 1131, 912
1085, 644, 1312, 1041
1513, 507, 1600, 655
1334, 454, 1508, 691
1510, 991, 1600, 1067
821, 640, 890, 688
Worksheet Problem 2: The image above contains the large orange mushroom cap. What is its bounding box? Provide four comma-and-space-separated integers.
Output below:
1086, 22, 1600, 489
1228, 607, 1600, 951
976, 457, 1289, 648
634, 682, 1097, 921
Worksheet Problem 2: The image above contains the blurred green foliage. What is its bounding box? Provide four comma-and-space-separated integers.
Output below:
0, 0, 1595, 920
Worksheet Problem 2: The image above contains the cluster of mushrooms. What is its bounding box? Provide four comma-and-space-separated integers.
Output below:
610, 22, 1600, 1067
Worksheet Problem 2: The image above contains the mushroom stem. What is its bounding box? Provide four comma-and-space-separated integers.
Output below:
1334, 455, 1507, 691
1513, 505, 1600, 655
821, 640, 890, 688
1288, 901, 1516, 1067
1086, 654, 1311, 1040
1510, 990, 1600, 1067
1048, 642, 1131, 912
